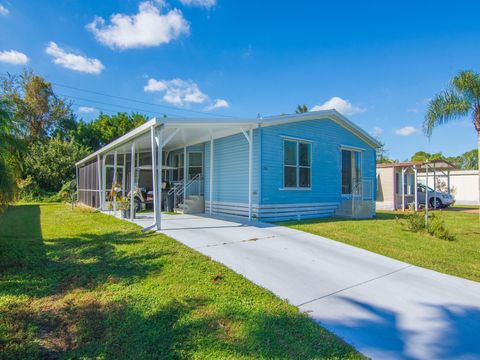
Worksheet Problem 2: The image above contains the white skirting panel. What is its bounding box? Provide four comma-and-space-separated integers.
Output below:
376, 201, 395, 211
205, 201, 340, 221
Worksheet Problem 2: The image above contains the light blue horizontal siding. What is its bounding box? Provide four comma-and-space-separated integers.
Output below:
204, 130, 260, 204
261, 118, 376, 205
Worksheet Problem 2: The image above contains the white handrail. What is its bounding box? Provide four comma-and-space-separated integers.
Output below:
170, 173, 203, 209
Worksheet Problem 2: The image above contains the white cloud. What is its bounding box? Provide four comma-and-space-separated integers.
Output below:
87, 1, 189, 50
78, 106, 97, 113
144, 78, 168, 92
395, 126, 419, 136
180, 0, 216, 8
144, 78, 208, 106
0, 50, 29, 65
407, 108, 418, 113
45, 42, 105, 74
311, 96, 366, 116
0, 5, 8, 16
371, 126, 383, 137
205, 98, 229, 111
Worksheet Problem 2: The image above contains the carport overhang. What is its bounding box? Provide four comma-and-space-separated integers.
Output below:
377, 160, 457, 211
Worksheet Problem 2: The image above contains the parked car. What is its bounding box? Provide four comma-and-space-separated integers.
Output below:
417, 184, 455, 209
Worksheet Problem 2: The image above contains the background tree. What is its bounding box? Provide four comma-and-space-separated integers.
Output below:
376, 141, 397, 163
1, 70, 74, 142
424, 69, 480, 208
72, 112, 147, 150
0, 99, 24, 209
24, 137, 89, 192
410, 151, 444, 162
449, 149, 478, 170
295, 104, 308, 114
0, 69, 149, 200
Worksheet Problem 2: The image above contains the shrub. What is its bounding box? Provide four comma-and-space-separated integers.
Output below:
427, 214, 455, 241
400, 211, 455, 241
403, 211, 425, 232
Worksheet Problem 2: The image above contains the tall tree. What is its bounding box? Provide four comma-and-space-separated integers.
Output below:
295, 104, 308, 114
424, 69, 480, 207
0, 70, 75, 142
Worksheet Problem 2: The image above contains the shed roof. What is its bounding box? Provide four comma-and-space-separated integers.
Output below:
377, 159, 457, 171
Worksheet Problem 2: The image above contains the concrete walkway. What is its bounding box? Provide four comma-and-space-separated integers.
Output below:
134, 212, 480, 359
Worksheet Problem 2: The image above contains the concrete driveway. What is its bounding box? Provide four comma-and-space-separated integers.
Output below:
157, 213, 480, 360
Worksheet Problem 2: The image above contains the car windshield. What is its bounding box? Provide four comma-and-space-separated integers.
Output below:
418, 185, 435, 192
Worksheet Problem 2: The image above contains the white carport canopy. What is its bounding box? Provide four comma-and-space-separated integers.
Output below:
75, 117, 259, 231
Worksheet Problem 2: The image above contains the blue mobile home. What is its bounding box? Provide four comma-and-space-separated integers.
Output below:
76, 110, 380, 229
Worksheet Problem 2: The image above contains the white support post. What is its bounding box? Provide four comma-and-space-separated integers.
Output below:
75, 166, 79, 203
130, 142, 135, 221
240, 127, 253, 221
183, 146, 187, 188
97, 155, 102, 209
102, 155, 106, 210
413, 166, 418, 212
209, 135, 214, 215
425, 163, 429, 227
122, 153, 126, 196
157, 127, 163, 230
113, 151, 118, 214
447, 170, 451, 195
248, 128, 253, 221
401, 167, 405, 211
433, 163, 437, 209
150, 126, 158, 229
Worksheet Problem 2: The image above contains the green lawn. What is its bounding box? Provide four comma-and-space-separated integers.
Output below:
283, 210, 480, 282
0, 204, 361, 360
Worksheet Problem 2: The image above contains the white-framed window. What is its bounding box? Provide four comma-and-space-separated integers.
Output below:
172, 153, 184, 181
283, 139, 311, 188
188, 152, 203, 179
341, 149, 362, 195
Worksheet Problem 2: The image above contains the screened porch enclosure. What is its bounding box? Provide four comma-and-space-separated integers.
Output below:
75, 117, 257, 230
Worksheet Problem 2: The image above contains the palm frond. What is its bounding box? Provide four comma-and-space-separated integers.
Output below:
452, 70, 480, 105
423, 90, 470, 138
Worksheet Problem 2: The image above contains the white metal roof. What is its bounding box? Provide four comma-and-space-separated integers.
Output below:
76, 110, 381, 166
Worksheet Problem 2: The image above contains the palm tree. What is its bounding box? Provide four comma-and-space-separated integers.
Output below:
295, 104, 308, 114
424, 70, 480, 210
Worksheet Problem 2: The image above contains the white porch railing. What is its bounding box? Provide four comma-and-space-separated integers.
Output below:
351, 177, 375, 218
168, 174, 204, 209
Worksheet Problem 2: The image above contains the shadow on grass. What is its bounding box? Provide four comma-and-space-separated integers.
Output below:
0, 204, 173, 298
3, 295, 354, 359
0, 205, 358, 359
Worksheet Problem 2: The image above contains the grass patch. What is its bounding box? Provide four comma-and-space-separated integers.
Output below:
0, 203, 361, 359
282, 210, 480, 282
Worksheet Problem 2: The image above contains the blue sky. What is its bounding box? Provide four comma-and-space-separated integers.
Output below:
0, 0, 479, 160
